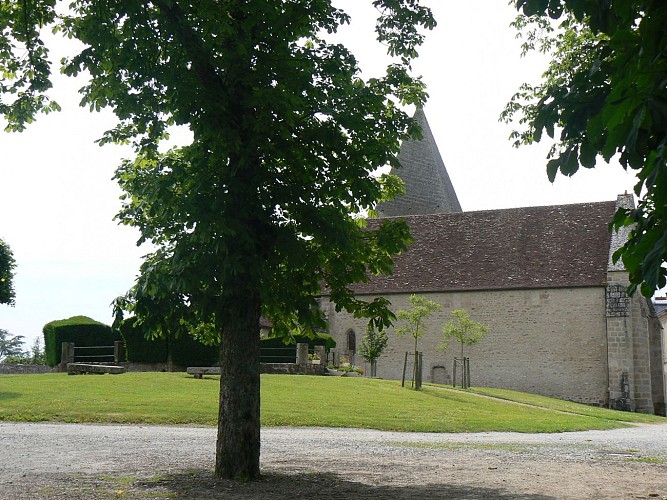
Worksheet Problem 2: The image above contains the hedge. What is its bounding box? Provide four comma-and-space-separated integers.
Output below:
119, 317, 218, 366
118, 317, 168, 364
168, 334, 219, 367
43, 316, 120, 366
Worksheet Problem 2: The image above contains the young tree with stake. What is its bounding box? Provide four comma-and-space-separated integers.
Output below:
395, 294, 441, 386
359, 322, 388, 378
441, 309, 489, 387
441, 309, 489, 361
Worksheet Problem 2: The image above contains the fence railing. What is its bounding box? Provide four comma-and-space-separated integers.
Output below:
260, 347, 297, 364
61, 341, 326, 369
60, 341, 125, 368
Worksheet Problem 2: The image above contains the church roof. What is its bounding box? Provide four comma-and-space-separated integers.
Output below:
356, 201, 616, 294
377, 108, 462, 217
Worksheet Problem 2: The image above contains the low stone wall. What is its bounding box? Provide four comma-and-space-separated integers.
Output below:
121, 362, 176, 372
261, 363, 326, 375
0, 363, 53, 375
0, 362, 327, 376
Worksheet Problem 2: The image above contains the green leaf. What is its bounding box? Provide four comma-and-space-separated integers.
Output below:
579, 140, 597, 168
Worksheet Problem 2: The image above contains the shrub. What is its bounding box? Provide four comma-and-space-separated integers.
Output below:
43, 316, 120, 366
118, 317, 218, 366
118, 317, 168, 364
168, 333, 219, 367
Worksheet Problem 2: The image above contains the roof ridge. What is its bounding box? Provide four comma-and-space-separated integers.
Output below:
375, 199, 617, 221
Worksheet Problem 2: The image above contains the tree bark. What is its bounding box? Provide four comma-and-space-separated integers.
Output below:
215, 290, 261, 480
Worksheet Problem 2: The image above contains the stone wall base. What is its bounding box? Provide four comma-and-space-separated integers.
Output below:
0, 363, 54, 375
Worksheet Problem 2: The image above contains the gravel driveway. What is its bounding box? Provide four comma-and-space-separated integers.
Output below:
1, 422, 667, 499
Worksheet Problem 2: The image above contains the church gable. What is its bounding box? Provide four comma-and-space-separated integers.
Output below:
358, 201, 616, 294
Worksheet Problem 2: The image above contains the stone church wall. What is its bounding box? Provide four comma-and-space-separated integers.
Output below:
322, 286, 609, 406
606, 271, 666, 414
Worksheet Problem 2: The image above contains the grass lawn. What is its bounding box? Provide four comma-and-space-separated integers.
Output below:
0, 372, 664, 432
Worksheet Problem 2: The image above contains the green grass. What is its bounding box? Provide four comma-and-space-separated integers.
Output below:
0, 373, 664, 433
465, 386, 665, 424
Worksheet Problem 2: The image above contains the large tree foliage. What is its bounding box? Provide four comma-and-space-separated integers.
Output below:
502, 0, 667, 297
1, 0, 434, 480
0, 238, 16, 306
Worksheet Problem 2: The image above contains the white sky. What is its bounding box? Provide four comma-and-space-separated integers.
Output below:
0, 1, 637, 347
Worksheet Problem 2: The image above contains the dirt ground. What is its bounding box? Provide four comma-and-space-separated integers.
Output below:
2, 423, 667, 499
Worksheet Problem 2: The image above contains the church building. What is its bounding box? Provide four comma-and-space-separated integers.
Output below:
320, 109, 666, 415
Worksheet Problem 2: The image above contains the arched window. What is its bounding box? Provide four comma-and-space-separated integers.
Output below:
347, 329, 356, 353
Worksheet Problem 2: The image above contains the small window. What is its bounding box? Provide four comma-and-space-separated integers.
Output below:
347, 329, 356, 353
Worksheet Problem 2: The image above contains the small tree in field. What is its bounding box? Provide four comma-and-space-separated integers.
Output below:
440, 309, 489, 361
359, 322, 388, 377
396, 295, 441, 353
396, 294, 441, 387
30, 337, 46, 365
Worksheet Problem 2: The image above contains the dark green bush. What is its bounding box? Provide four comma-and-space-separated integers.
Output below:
168, 334, 219, 367
118, 317, 217, 366
43, 316, 120, 366
118, 317, 168, 364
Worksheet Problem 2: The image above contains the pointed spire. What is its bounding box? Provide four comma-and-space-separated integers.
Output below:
378, 108, 462, 217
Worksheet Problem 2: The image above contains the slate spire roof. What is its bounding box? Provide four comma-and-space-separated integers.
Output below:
378, 108, 462, 217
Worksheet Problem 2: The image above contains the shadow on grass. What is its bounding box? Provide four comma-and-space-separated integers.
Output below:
125, 470, 555, 499
420, 386, 482, 405
0, 392, 21, 400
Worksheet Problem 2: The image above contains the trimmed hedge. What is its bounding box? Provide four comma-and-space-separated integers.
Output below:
118, 317, 218, 367
118, 318, 168, 364
43, 316, 120, 367
168, 334, 219, 367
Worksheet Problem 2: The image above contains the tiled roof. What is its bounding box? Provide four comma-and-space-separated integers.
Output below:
377, 108, 462, 217
356, 201, 616, 294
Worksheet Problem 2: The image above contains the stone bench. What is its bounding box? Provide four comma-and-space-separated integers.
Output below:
187, 366, 221, 379
67, 363, 126, 375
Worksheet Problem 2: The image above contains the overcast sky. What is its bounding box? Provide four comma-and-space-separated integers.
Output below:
0, 1, 637, 347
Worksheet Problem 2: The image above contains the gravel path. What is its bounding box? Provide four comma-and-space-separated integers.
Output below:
1, 422, 667, 499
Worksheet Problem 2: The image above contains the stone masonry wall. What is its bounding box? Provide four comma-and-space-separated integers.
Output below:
0, 364, 53, 375
606, 271, 661, 414
322, 287, 609, 406
648, 312, 666, 415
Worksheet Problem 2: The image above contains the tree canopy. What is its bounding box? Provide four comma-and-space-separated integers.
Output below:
1, 0, 435, 480
0, 329, 25, 361
441, 309, 489, 360
359, 321, 388, 377
0, 238, 16, 306
395, 294, 441, 353
503, 0, 667, 297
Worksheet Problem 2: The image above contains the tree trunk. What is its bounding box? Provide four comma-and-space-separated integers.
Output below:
215, 291, 261, 480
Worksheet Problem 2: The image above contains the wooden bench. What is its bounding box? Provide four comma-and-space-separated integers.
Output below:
187, 366, 221, 379
67, 363, 126, 375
